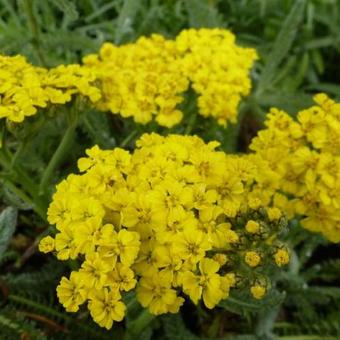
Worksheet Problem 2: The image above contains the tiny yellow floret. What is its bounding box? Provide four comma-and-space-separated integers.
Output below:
38, 236, 55, 253
267, 207, 282, 221
245, 220, 260, 234
274, 248, 290, 267
245, 251, 261, 267
250, 285, 266, 299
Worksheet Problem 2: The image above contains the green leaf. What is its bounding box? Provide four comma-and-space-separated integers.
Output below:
308, 286, 340, 299
115, 0, 143, 44
305, 83, 340, 99
0, 207, 17, 257
257, 0, 306, 95
258, 91, 313, 115
219, 289, 286, 316
185, 0, 223, 28
303, 259, 340, 282
81, 110, 116, 149
48, 0, 79, 22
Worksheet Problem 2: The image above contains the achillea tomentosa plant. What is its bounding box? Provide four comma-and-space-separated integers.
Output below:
39, 134, 289, 330
250, 94, 340, 242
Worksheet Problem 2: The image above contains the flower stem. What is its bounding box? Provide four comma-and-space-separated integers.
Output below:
124, 310, 155, 339
39, 120, 77, 196
185, 111, 197, 135
120, 130, 138, 148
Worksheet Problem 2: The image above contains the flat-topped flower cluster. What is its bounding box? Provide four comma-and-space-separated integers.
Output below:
250, 94, 340, 242
0, 55, 100, 122
84, 28, 257, 127
40, 134, 289, 329
0, 28, 257, 127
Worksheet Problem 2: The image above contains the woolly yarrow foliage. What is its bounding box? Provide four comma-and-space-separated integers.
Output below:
40, 134, 289, 329
250, 94, 340, 242
83, 28, 258, 127
0, 55, 101, 123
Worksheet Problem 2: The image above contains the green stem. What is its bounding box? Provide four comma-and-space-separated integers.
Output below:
185, 111, 197, 135
23, 0, 46, 66
125, 310, 155, 339
39, 120, 77, 195
120, 130, 138, 148
10, 141, 25, 168
289, 249, 300, 275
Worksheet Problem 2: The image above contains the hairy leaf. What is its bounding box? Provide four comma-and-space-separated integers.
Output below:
185, 0, 222, 28
0, 207, 17, 258
257, 0, 306, 95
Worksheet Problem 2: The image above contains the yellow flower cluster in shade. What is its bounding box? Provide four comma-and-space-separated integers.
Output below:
83, 28, 258, 127
250, 93, 340, 242
40, 133, 289, 329
0, 55, 101, 122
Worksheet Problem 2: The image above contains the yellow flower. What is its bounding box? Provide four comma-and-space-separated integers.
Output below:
107, 263, 137, 292
88, 288, 126, 329
98, 226, 140, 266
38, 236, 55, 253
56, 272, 87, 312
250, 284, 266, 299
47, 194, 75, 230
116, 229, 140, 266
55, 225, 79, 260
245, 220, 260, 234
181, 258, 224, 309
274, 248, 290, 267
121, 193, 167, 233
244, 251, 261, 267
172, 228, 211, 264
212, 253, 228, 266
73, 218, 103, 254
70, 197, 105, 223
192, 184, 218, 210
137, 270, 184, 315
78, 253, 112, 289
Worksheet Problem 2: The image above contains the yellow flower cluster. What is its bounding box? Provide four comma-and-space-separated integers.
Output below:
83, 28, 257, 127
176, 29, 258, 126
40, 133, 288, 329
1, 29, 256, 127
0, 55, 101, 122
250, 93, 340, 242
